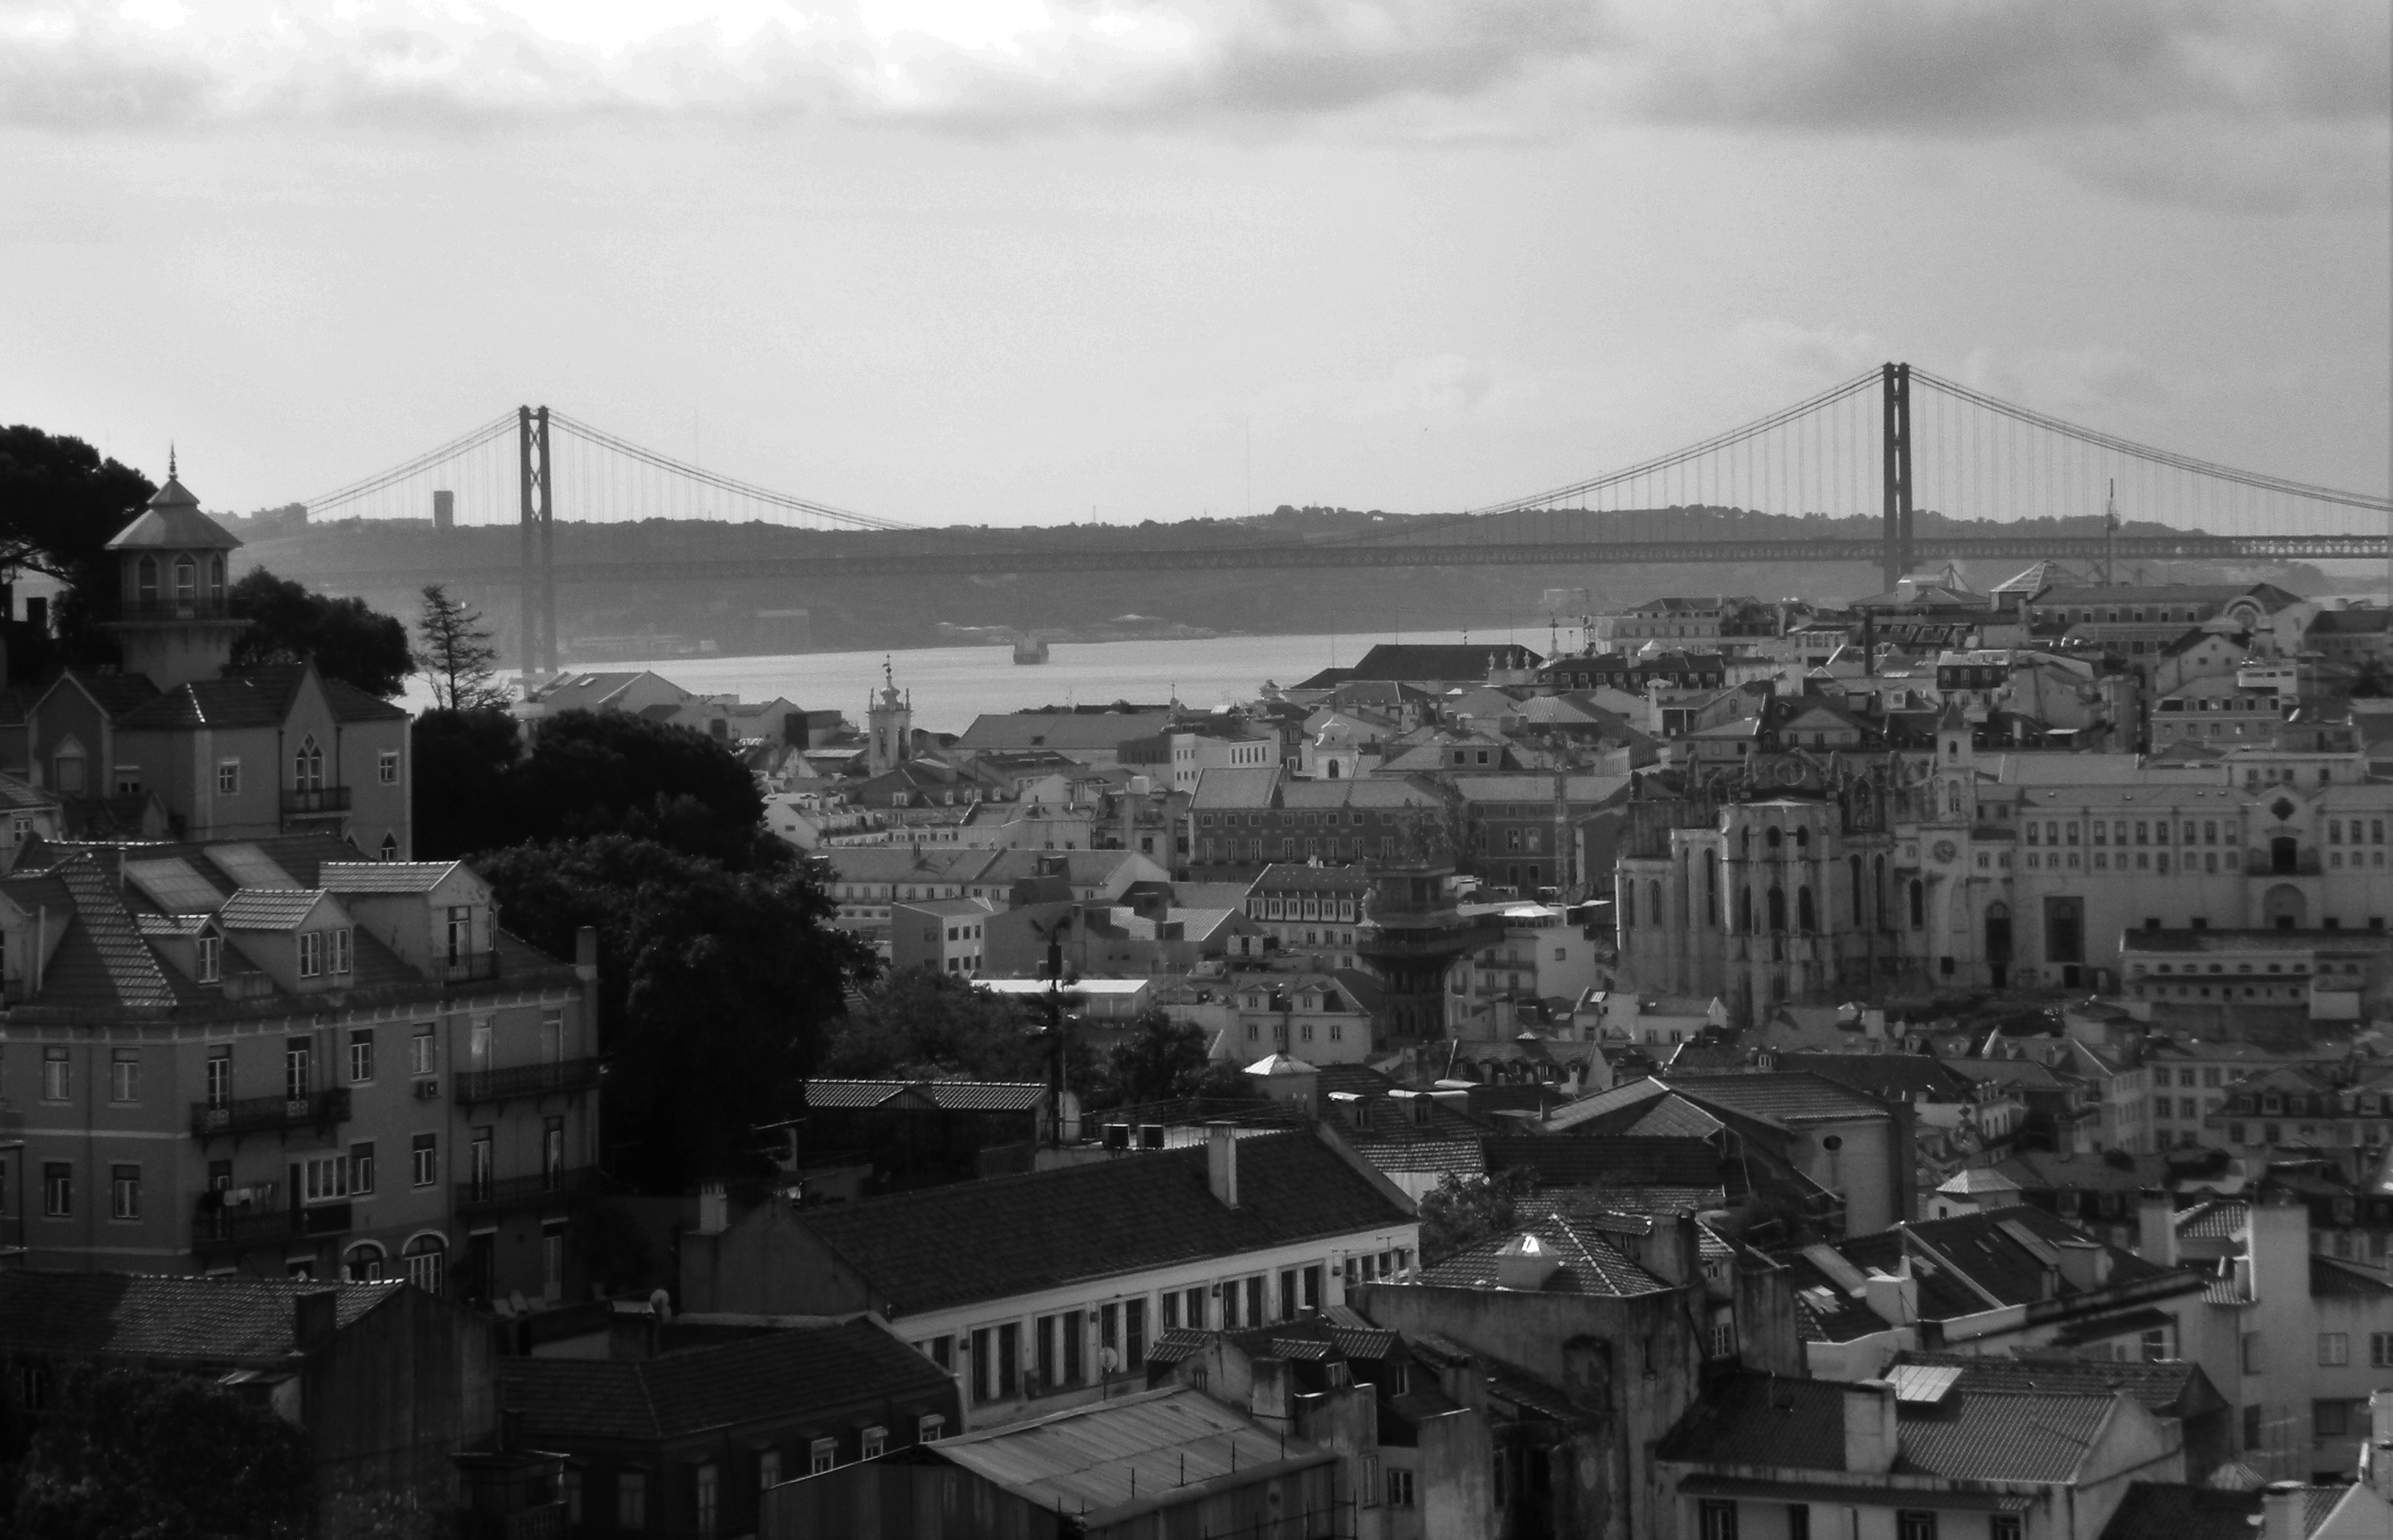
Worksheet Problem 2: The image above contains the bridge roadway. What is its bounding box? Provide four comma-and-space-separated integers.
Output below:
307, 531, 2390, 588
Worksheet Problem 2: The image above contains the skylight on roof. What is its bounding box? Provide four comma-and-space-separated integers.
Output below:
1887, 1363, 1963, 1404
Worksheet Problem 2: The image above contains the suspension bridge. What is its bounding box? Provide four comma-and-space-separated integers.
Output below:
294, 364, 2390, 675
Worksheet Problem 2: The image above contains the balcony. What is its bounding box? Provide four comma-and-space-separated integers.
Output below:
190, 1086, 352, 1139
192, 1200, 353, 1255
454, 1058, 603, 1106
117, 594, 242, 622
440, 951, 502, 984
454, 1168, 601, 1217
281, 786, 353, 816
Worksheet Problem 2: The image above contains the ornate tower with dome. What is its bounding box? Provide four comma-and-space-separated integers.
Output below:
98, 462, 247, 690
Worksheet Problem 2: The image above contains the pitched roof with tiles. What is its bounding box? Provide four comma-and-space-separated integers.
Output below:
1483, 1134, 1728, 1194
1416, 1213, 1673, 1297
1778, 1053, 1974, 1100
796, 1129, 1412, 1318
318, 861, 465, 894
2100, 1484, 2275, 1540
1668, 1072, 1894, 1126
799, 1079, 1048, 1113
500, 1319, 953, 1443
215, 887, 331, 931
46, 855, 178, 1008
1889, 1351, 2218, 1420
53, 669, 164, 719
1540, 1077, 1674, 1133
104, 477, 241, 550
0, 1271, 399, 1363
1661, 1371, 2127, 1485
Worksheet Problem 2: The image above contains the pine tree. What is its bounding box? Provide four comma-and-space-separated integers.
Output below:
415, 583, 510, 710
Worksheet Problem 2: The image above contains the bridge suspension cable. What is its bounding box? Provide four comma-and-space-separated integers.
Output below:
544, 412, 916, 532
302, 411, 519, 516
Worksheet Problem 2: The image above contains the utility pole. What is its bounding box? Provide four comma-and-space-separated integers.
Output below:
1880, 363, 1912, 591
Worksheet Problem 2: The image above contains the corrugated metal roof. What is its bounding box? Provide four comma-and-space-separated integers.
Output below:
934, 1386, 1328, 1519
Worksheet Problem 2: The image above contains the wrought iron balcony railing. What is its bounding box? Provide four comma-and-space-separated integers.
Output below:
191, 1200, 352, 1254
440, 951, 501, 983
454, 1167, 601, 1216
454, 1058, 603, 1106
190, 1086, 352, 1139
281, 786, 353, 815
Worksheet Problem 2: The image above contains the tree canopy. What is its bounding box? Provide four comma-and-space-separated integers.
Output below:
1416, 1165, 1538, 1266
416, 584, 510, 710
818, 970, 1054, 1083
7, 1364, 313, 1540
228, 568, 413, 697
0, 425, 156, 664
415, 706, 777, 868
475, 835, 871, 1190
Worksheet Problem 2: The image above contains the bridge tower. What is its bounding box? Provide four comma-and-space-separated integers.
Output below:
516, 406, 556, 684
1880, 362, 1914, 591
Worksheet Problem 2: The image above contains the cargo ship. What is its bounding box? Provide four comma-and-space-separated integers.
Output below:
1012, 636, 1050, 665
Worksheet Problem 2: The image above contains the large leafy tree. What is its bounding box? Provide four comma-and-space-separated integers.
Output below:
8, 1364, 313, 1540
476, 835, 872, 1190
505, 708, 773, 868
818, 970, 1053, 1083
412, 707, 523, 860
0, 425, 157, 665
228, 568, 413, 697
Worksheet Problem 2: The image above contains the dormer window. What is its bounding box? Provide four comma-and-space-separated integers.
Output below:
197, 934, 220, 984
297, 931, 325, 979
331, 927, 353, 976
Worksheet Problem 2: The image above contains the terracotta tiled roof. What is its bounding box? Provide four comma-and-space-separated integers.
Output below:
501, 1320, 952, 1443
1416, 1214, 1671, 1297
0, 1271, 398, 1363
797, 1129, 1412, 1318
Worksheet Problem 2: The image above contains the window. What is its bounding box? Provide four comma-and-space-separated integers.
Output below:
809, 1438, 836, 1476
694, 1463, 718, 1535
330, 928, 352, 976
1699, 1500, 1739, 1540
2320, 1332, 2349, 1366
197, 934, 220, 983
1387, 1469, 1416, 1508
285, 1038, 311, 1099
377, 750, 399, 785
41, 1047, 69, 1102
301, 1154, 348, 1204
42, 1162, 70, 1218
297, 930, 324, 979
110, 1163, 139, 1220
1896, 1513, 1937, 1540
1790, 1506, 1812, 1540
404, 1234, 446, 1294
216, 758, 240, 795
350, 1141, 375, 1195
861, 1425, 887, 1460
918, 1414, 945, 1443
2371, 1333, 2393, 1369
411, 1028, 436, 1076
411, 1133, 438, 1187
2316, 1400, 2351, 1439
110, 1048, 138, 1103
294, 734, 324, 791
616, 1470, 647, 1531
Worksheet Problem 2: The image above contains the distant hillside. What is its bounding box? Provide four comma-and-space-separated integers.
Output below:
214, 503, 2350, 667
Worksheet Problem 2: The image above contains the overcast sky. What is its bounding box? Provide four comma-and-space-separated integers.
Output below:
2, 1, 2386, 528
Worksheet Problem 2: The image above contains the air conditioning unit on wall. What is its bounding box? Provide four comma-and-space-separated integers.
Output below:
414, 1077, 441, 1100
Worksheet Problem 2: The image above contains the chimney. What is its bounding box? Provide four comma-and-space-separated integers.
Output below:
609, 1305, 659, 1361
2367, 1391, 2393, 1499
1206, 1122, 1240, 1208
696, 1180, 729, 1235
2053, 1237, 2112, 1293
575, 925, 599, 983
1624, 1213, 1700, 1289
2262, 1482, 2306, 1540
293, 1287, 340, 1353
1842, 1379, 1900, 1475
1862, 1265, 1918, 1327
2138, 1190, 2178, 1268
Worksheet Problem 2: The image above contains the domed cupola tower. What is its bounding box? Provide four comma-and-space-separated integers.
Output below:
100, 459, 247, 690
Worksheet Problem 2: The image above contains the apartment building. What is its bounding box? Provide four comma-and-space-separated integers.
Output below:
1183, 767, 1447, 883
1244, 862, 1372, 969
678, 1123, 1419, 1431
0, 832, 597, 1307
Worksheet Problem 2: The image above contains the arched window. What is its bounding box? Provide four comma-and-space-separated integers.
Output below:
1797, 887, 1816, 933
1794, 827, 1810, 850
1326, 761, 1340, 779
1705, 852, 1720, 927
295, 735, 324, 791
1649, 881, 1663, 929
136, 554, 158, 603
208, 555, 225, 594
172, 555, 197, 602
1622, 884, 1636, 929
1767, 887, 1786, 932
343, 1241, 387, 1282
1908, 879, 1925, 930
1765, 827, 1783, 850
1874, 855, 1886, 924
1737, 886, 1753, 934
1849, 855, 1864, 923
1948, 785, 1963, 815
402, 1233, 448, 1295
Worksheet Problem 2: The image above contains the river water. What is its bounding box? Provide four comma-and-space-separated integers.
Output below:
403, 628, 1544, 734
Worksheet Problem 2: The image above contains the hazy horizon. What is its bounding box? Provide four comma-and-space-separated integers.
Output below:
5, 2, 2388, 526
